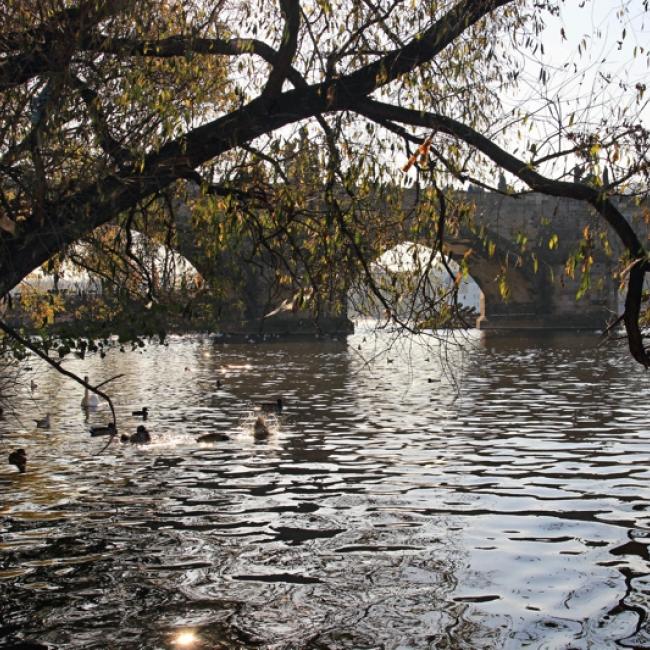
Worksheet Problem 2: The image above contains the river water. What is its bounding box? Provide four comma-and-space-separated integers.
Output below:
1, 328, 649, 649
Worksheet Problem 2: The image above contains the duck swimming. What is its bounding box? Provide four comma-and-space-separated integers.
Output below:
131, 407, 149, 419
8, 449, 26, 473
121, 425, 151, 444
253, 415, 270, 440
197, 432, 229, 443
89, 422, 116, 437
81, 376, 99, 409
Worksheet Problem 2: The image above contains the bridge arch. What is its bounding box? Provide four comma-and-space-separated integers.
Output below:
442, 228, 543, 329
356, 234, 542, 330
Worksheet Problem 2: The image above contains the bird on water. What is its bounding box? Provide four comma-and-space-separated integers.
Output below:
9, 449, 27, 473
197, 431, 230, 443
81, 376, 99, 409
89, 422, 116, 437
121, 425, 151, 444
253, 415, 270, 440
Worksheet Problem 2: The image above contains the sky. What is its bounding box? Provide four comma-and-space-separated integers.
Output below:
455, 0, 650, 187
518, 1, 649, 124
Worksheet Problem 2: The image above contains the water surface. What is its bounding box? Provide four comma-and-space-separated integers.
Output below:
1, 330, 649, 649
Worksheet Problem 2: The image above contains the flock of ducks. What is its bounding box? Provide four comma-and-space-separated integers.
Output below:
6, 375, 284, 473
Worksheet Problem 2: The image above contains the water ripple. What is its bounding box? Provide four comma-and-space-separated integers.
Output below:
1, 332, 650, 648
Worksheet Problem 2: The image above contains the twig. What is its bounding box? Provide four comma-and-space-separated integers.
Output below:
95, 373, 124, 389
601, 313, 625, 338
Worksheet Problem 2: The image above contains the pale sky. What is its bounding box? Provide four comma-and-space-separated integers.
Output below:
517, 1, 649, 123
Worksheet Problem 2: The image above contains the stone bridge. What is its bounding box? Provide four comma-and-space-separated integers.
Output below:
175, 188, 644, 334
408, 190, 624, 331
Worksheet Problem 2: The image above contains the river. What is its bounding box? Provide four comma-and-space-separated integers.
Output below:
1, 328, 649, 649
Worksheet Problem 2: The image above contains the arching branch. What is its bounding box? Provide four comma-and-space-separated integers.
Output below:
0, 0, 514, 300
354, 97, 650, 366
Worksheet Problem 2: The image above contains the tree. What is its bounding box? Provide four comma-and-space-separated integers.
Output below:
1, 0, 649, 366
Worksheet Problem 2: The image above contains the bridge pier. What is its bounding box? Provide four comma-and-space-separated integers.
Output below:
455, 193, 621, 332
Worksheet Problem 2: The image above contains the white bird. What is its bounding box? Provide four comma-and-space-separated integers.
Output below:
81, 376, 99, 409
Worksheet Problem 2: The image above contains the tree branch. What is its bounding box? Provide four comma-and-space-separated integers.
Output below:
72, 75, 132, 168
262, 0, 301, 99
354, 97, 650, 366
0, 0, 135, 90
0, 0, 516, 301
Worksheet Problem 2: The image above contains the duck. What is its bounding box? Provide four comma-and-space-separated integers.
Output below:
255, 397, 283, 414
253, 415, 270, 440
8, 448, 27, 473
89, 422, 116, 437
127, 425, 151, 444
196, 432, 230, 443
30, 379, 38, 393
34, 413, 50, 429
131, 407, 149, 419
81, 376, 99, 409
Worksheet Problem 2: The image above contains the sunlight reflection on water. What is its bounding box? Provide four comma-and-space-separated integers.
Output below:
1, 329, 650, 648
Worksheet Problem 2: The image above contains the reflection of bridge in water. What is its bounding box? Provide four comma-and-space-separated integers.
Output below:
176, 190, 643, 334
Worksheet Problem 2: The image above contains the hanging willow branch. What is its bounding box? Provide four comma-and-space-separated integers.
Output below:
0, 319, 120, 450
